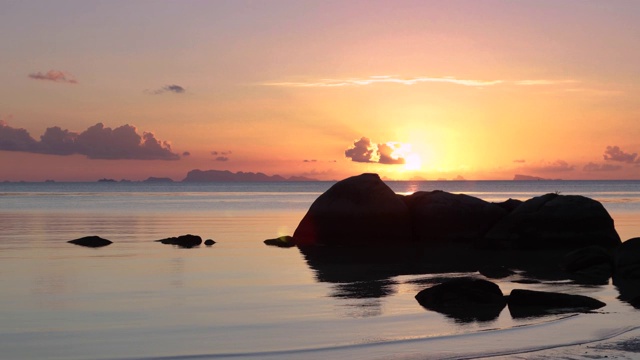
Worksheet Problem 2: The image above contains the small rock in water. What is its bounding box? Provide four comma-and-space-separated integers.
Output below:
204, 239, 216, 246
264, 235, 296, 248
68, 236, 113, 248
156, 234, 202, 248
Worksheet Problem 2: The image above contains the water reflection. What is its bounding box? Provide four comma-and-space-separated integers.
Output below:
299, 245, 621, 323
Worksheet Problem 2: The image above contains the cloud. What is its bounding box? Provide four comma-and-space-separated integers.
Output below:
0, 122, 179, 160
264, 76, 583, 89
603, 145, 637, 163
266, 75, 502, 88
514, 79, 577, 86
146, 84, 186, 95
377, 143, 405, 165
182, 151, 191, 156
533, 160, 575, 173
303, 159, 317, 162
345, 137, 377, 163
344, 137, 407, 165
215, 156, 229, 162
513, 159, 526, 163
28, 70, 78, 84
583, 162, 622, 172
211, 150, 232, 156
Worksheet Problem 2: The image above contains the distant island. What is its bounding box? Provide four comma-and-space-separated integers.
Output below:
88, 170, 318, 183
182, 169, 318, 182
513, 174, 562, 181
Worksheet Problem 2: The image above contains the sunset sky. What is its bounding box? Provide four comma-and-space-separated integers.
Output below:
2, 0, 640, 181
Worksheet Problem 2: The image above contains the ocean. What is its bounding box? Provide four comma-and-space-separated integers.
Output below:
1, 180, 639, 360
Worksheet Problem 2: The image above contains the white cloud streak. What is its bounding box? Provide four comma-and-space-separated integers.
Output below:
264, 76, 579, 88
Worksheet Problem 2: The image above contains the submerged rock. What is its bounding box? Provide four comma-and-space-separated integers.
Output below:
484, 193, 621, 250
264, 235, 296, 248
404, 191, 506, 245
156, 234, 202, 248
415, 278, 507, 322
68, 235, 113, 248
507, 289, 606, 318
293, 173, 412, 247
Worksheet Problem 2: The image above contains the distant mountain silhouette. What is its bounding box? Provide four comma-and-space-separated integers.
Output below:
182, 169, 318, 182
513, 174, 562, 181
143, 177, 175, 183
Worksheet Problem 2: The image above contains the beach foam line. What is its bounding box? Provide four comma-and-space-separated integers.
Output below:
105, 313, 640, 360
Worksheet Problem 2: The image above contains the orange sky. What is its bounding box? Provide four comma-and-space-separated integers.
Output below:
1, 1, 640, 181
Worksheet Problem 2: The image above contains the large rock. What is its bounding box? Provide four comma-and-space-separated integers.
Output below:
293, 173, 412, 247
404, 191, 507, 245
507, 289, 606, 318
156, 234, 202, 248
484, 193, 621, 250
614, 238, 640, 279
415, 278, 507, 322
68, 235, 112, 248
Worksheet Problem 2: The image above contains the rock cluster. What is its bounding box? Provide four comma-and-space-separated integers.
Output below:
293, 173, 622, 251
415, 278, 606, 321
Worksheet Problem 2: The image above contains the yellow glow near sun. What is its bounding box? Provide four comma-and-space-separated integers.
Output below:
388, 143, 422, 171
404, 153, 422, 170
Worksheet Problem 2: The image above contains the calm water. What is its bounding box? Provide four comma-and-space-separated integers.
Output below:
1, 180, 639, 359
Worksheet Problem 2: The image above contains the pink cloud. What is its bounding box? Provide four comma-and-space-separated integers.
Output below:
28, 70, 78, 84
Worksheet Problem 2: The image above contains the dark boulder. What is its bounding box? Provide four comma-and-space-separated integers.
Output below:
492, 198, 523, 213
614, 278, 640, 309
415, 278, 507, 322
614, 238, 640, 279
484, 193, 621, 250
293, 173, 412, 247
204, 239, 216, 246
404, 191, 507, 245
507, 289, 606, 318
561, 246, 613, 284
68, 235, 112, 248
264, 235, 296, 248
156, 234, 202, 248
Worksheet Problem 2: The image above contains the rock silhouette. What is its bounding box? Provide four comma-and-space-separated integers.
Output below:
614, 237, 640, 279
68, 235, 113, 248
507, 289, 606, 318
484, 193, 621, 250
264, 235, 296, 248
293, 173, 412, 247
156, 234, 202, 248
404, 190, 506, 245
415, 278, 507, 322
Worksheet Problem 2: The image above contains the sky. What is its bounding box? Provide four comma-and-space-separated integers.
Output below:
1, 0, 640, 181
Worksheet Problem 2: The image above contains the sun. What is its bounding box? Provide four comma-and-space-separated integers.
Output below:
404, 153, 422, 170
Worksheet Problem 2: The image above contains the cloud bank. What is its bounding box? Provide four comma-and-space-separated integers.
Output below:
583, 162, 622, 172
0, 122, 179, 160
344, 137, 407, 165
28, 70, 78, 84
603, 145, 637, 163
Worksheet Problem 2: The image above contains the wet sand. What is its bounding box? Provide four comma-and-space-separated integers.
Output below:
487, 328, 640, 360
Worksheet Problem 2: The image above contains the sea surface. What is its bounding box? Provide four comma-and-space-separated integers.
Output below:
1, 180, 640, 360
